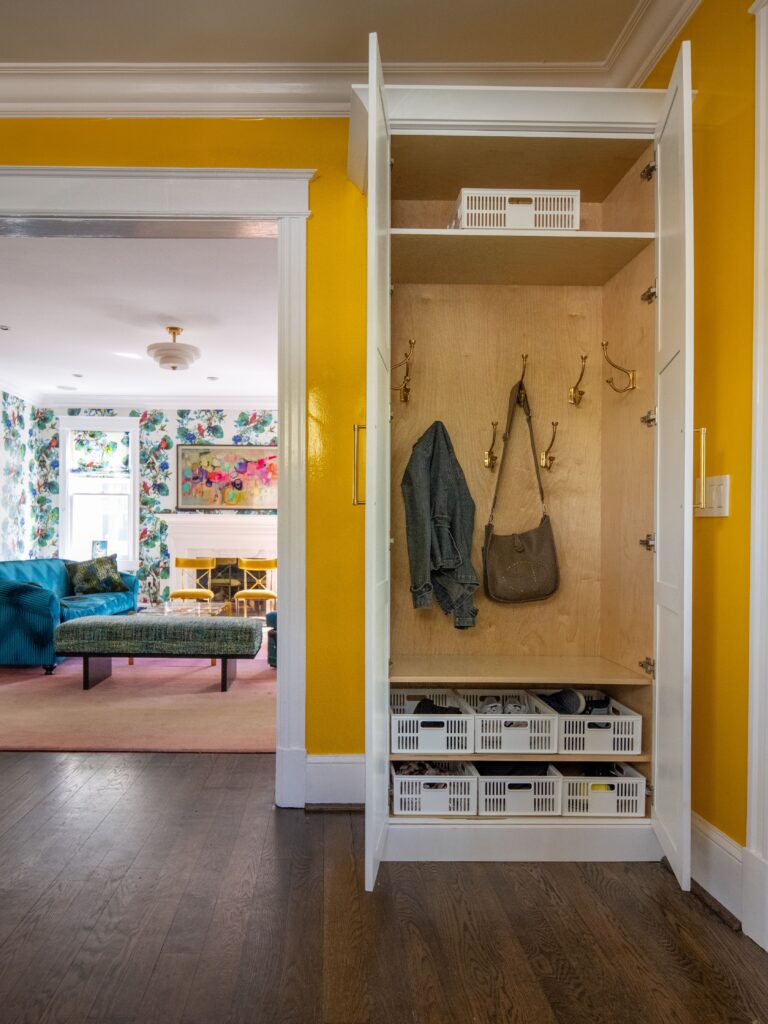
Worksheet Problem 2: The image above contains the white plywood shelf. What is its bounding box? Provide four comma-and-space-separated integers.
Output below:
391, 229, 654, 286
389, 654, 650, 687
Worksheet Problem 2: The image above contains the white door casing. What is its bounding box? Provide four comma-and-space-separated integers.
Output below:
0, 166, 311, 808
651, 40, 694, 890
364, 31, 392, 892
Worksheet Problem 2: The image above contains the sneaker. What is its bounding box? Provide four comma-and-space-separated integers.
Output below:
539, 688, 587, 715
479, 697, 503, 714
503, 696, 529, 714
584, 693, 611, 716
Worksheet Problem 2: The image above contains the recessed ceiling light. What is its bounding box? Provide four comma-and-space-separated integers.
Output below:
207, 376, 219, 381
0, 325, 9, 331
115, 351, 142, 360
72, 373, 84, 378
56, 385, 78, 391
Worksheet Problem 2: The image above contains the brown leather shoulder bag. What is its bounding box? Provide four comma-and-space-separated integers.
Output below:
482, 380, 560, 603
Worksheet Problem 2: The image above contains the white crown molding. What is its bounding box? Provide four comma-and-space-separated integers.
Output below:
0, 3, 703, 117
617, 0, 703, 86
0, 375, 35, 403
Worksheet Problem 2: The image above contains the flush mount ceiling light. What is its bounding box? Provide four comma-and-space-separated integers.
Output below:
146, 325, 200, 372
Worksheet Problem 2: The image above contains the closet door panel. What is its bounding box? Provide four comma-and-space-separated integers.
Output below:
364, 31, 391, 892
652, 40, 693, 890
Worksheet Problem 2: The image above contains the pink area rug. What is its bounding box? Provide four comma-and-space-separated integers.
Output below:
0, 655, 276, 753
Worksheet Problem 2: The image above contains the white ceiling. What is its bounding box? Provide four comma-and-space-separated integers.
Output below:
0, 237, 278, 405
0, 0, 646, 63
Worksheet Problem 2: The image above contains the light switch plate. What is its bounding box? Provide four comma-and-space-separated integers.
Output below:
695, 474, 730, 517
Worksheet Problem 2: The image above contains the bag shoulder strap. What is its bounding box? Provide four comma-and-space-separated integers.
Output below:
487, 380, 547, 526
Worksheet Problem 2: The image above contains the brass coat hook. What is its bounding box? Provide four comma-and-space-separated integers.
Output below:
540, 421, 558, 471
602, 341, 637, 394
484, 421, 499, 470
521, 353, 529, 384
391, 338, 416, 403
569, 354, 588, 406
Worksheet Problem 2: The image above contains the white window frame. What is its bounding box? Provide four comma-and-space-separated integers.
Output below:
58, 414, 140, 572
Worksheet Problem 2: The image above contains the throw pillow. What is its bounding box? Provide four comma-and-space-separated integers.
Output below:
65, 554, 128, 595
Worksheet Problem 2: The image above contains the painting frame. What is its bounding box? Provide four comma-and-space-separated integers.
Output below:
176, 444, 278, 511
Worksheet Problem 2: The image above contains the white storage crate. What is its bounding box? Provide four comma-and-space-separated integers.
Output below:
534, 689, 642, 755
390, 688, 475, 754
561, 763, 647, 817
477, 765, 562, 817
450, 188, 580, 231
458, 689, 557, 754
391, 762, 479, 817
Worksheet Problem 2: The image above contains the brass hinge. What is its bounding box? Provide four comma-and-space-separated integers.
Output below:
640, 159, 657, 181
639, 533, 656, 552
639, 657, 656, 676
390, 157, 395, 169
640, 284, 657, 304
641, 408, 657, 427
390, 285, 394, 296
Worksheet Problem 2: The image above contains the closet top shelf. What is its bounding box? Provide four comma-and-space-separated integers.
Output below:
390, 135, 653, 202
391, 229, 654, 287
389, 655, 650, 687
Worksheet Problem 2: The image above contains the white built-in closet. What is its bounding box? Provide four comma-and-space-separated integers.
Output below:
349, 35, 694, 893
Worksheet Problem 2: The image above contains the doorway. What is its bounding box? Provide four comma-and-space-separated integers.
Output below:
0, 165, 312, 806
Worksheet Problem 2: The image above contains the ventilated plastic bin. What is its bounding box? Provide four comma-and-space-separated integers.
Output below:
534, 689, 642, 755
476, 765, 562, 817
391, 762, 479, 816
560, 763, 647, 817
450, 188, 580, 231
458, 689, 557, 754
390, 688, 475, 754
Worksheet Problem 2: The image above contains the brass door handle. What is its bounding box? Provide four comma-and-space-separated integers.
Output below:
353, 424, 366, 506
694, 427, 707, 510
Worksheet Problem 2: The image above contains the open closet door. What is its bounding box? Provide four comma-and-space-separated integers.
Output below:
364, 31, 391, 892
652, 40, 694, 890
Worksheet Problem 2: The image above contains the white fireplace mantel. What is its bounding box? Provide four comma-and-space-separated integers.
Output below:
158, 512, 278, 591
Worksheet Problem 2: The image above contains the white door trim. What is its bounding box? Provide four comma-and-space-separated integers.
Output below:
0, 165, 312, 808
744, 0, 768, 950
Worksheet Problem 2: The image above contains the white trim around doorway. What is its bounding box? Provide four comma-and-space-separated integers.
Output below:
0, 165, 313, 808
744, 0, 768, 951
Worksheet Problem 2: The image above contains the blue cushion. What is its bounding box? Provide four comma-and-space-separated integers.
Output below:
266, 610, 277, 628
60, 591, 137, 621
0, 558, 72, 598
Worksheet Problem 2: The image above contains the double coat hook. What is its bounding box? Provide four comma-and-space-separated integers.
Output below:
601, 341, 637, 394
391, 339, 416, 403
484, 421, 499, 470
569, 354, 588, 406
540, 422, 558, 471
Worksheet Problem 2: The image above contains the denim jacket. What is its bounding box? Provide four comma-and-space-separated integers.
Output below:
401, 421, 479, 629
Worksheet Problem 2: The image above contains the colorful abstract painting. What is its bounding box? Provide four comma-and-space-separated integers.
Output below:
177, 445, 278, 510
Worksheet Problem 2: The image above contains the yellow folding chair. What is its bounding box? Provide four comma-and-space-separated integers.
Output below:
234, 558, 277, 618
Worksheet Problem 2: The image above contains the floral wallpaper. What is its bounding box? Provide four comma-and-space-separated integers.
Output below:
1, 398, 277, 600
29, 407, 60, 558
0, 391, 29, 560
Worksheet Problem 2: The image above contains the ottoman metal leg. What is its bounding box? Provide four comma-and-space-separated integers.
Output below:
220, 657, 237, 692
83, 656, 112, 690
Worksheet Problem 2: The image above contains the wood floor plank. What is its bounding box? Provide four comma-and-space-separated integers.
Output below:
322, 814, 371, 1024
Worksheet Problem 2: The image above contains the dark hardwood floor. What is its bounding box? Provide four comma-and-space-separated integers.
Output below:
1, 752, 767, 1024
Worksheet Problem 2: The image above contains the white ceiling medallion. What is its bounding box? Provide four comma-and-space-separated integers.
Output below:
146, 324, 200, 371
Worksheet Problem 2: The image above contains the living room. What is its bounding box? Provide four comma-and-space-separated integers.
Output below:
0, 232, 279, 752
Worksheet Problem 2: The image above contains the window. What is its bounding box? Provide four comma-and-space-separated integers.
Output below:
59, 417, 139, 570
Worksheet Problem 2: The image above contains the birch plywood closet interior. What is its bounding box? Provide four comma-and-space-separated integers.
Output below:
349, 34, 695, 892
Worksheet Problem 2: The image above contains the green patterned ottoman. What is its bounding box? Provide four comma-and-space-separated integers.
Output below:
54, 614, 262, 691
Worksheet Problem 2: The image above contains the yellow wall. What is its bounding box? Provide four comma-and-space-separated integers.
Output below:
645, 0, 755, 843
0, 118, 367, 754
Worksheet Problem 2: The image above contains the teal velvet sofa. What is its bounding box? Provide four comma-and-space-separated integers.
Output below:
0, 557, 139, 672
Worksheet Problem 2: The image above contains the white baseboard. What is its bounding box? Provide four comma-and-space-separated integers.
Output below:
384, 819, 663, 862
305, 754, 365, 804
691, 813, 743, 921
742, 848, 768, 948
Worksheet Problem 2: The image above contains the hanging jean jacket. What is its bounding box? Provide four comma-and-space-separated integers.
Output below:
401, 421, 479, 629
